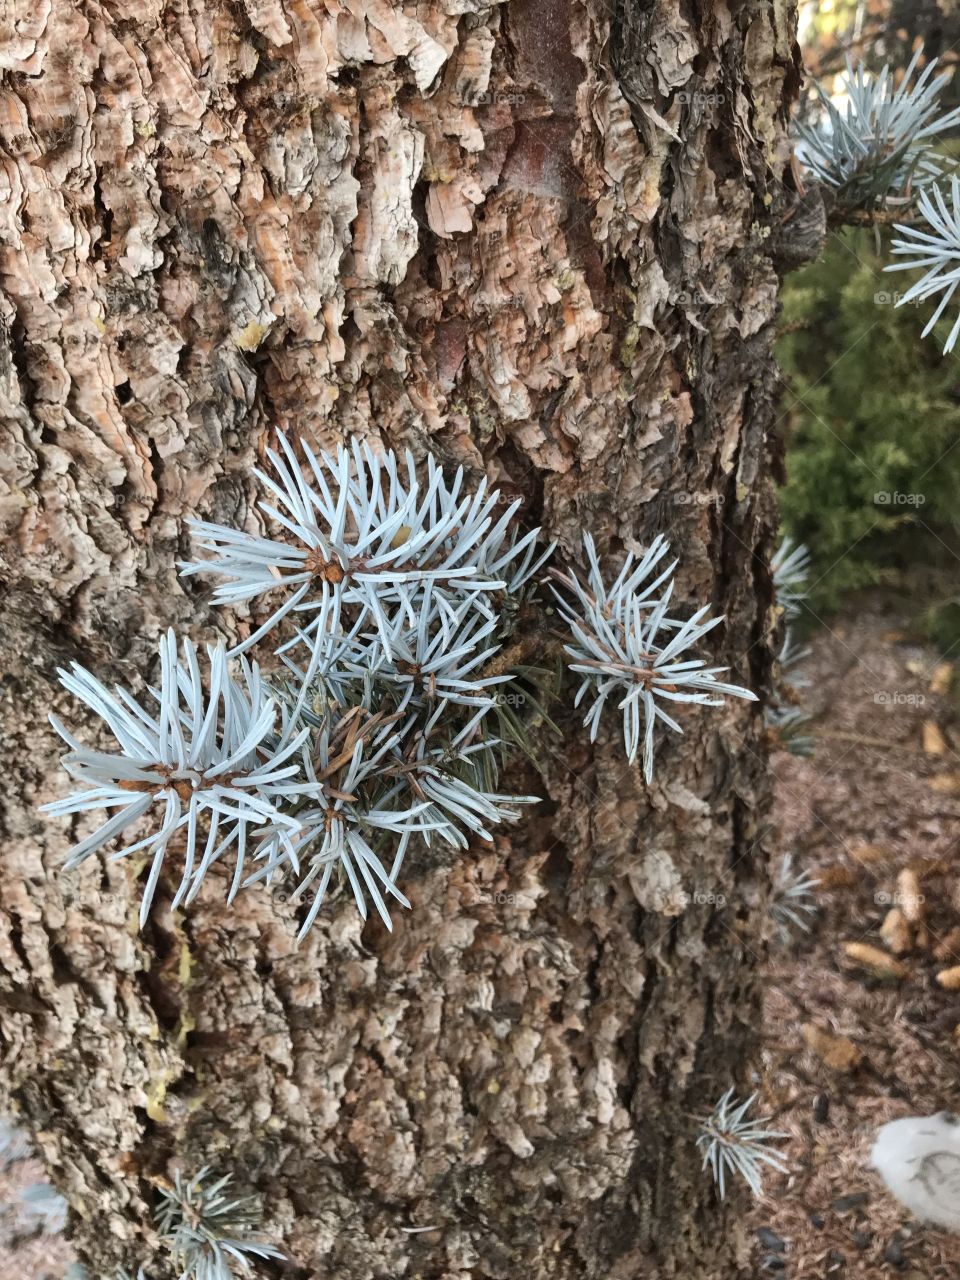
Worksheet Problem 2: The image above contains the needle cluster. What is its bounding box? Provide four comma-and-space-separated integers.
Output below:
45, 439, 547, 936
770, 852, 820, 940
888, 176, 960, 353
767, 536, 814, 757
697, 1088, 789, 1198
45, 439, 760, 933
155, 1167, 282, 1280
797, 53, 960, 210
551, 533, 756, 781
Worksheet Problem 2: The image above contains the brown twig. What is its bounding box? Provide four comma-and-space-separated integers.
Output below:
827, 206, 919, 228
776, 318, 815, 339
477, 629, 564, 680
816, 729, 899, 749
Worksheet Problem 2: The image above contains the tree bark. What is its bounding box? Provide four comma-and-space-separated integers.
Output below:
0, 0, 801, 1275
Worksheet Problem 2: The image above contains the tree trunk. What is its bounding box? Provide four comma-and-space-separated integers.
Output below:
0, 0, 802, 1276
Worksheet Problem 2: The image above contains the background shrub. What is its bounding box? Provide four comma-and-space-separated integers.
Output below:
777, 231, 960, 639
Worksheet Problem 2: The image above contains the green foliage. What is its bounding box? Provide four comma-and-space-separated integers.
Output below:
920, 596, 960, 653
777, 231, 960, 620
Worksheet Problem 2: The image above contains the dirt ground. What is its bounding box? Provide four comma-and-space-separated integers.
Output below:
4, 608, 960, 1279
752, 605, 960, 1278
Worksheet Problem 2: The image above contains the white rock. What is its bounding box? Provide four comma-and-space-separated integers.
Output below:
871, 1112, 960, 1231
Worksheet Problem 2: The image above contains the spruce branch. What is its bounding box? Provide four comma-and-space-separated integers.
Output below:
697, 1088, 789, 1198
179, 436, 552, 656
245, 705, 426, 938
0, 1120, 30, 1167
770, 853, 820, 938
42, 630, 308, 926
771, 536, 811, 619
18, 1180, 67, 1234
777, 629, 810, 683
887, 175, 960, 353
765, 705, 815, 757
767, 537, 813, 755
46, 441, 553, 937
155, 1167, 283, 1279
46, 439, 761, 935
797, 52, 960, 214
296, 581, 512, 713
552, 534, 757, 782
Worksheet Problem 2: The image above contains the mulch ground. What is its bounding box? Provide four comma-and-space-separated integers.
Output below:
751, 605, 960, 1279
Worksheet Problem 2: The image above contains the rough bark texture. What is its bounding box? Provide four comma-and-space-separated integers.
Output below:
0, 0, 802, 1276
